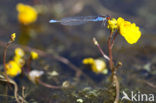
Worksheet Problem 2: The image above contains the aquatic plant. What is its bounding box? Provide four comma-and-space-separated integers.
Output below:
14, 48, 25, 57
108, 17, 141, 44
50, 15, 142, 102
93, 17, 141, 103
4, 47, 35, 78
5, 48, 25, 77
1, 33, 27, 103
3, 33, 16, 80
0, 32, 63, 103
6, 61, 22, 77
13, 48, 25, 68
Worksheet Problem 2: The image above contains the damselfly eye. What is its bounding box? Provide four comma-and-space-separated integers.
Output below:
100, 15, 110, 20
106, 16, 111, 20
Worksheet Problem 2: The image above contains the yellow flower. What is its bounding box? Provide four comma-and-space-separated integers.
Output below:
107, 17, 141, 44
16, 3, 38, 25
107, 18, 118, 32
30, 51, 38, 60
117, 17, 141, 44
15, 48, 25, 57
10, 33, 16, 41
82, 58, 94, 64
83, 58, 107, 74
91, 59, 107, 74
116, 17, 124, 26
13, 56, 25, 68
6, 61, 22, 77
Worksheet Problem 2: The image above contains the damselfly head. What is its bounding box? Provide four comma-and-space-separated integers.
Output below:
100, 15, 110, 20
105, 15, 111, 20
100, 15, 110, 26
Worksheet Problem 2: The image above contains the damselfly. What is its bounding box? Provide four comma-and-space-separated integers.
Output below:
49, 16, 110, 26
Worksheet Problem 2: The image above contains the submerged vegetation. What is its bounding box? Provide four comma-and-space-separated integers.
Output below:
0, 0, 156, 103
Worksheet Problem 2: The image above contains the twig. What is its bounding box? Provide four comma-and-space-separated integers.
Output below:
93, 37, 110, 61
37, 79, 61, 89
144, 80, 156, 89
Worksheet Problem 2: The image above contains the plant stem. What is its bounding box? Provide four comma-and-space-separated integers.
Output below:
37, 79, 61, 89
113, 74, 120, 103
93, 37, 110, 61
111, 32, 118, 49
0, 75, 22, 103
27, 57, 32, 73
107, 31, 114, 70
21, 86, 25, 103
3, 41, 12, 82
107, 31, 120, 103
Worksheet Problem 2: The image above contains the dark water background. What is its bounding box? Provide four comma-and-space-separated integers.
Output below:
0, 0, 156, 103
